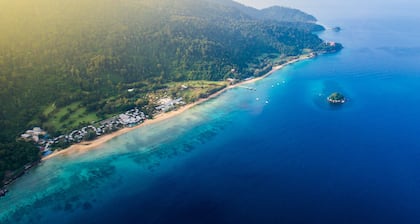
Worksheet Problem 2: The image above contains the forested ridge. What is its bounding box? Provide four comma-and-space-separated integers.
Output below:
0, 0, 341, 186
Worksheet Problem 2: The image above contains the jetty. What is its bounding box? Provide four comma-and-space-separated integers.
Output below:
238, 86, 256, 91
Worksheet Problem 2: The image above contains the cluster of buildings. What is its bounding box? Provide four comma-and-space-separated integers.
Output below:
21, 108, 147, 157
65, 108, 146, 142
20, 127, 46, 143
21, 127, 55, 156
326, 41, 337, 47
118, 108, 146, 126
155, 97, 185, 112
226, 78, 238, 85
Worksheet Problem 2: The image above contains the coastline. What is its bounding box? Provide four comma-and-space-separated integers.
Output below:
42, 54, 313, 161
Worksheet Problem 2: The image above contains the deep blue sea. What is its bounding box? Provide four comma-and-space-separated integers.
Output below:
2, 2, 420, 224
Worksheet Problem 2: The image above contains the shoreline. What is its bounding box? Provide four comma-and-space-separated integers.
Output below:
42, 54, 313, 161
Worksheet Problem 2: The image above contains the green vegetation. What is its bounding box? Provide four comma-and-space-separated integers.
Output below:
165, 81, 227, 103
327, 92, 346, 104
40, 102, 101, 135
0, 0, 342, 186
0, 142, 39, 188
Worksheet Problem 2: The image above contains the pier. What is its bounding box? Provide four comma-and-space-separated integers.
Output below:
238, 86, 256, 91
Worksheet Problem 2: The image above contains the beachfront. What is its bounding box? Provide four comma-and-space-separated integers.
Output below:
42, 53, 315, 161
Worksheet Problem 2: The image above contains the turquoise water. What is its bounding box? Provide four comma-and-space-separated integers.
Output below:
2, 2, 420, 224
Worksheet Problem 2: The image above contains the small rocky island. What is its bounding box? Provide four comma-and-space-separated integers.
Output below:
327, 92, 346, 104
332, 26, 341, 32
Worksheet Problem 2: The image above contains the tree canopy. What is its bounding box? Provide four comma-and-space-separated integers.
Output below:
0, 0, 341, 186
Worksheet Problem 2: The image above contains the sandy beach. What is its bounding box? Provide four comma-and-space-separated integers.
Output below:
42, 54, 312, 161
42, 89, 226, 160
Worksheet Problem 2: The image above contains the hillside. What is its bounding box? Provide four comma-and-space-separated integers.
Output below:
0, 0, 342, 186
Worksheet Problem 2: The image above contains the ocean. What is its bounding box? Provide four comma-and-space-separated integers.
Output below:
2, 1, 420, 223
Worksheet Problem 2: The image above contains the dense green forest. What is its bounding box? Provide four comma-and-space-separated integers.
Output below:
0, 0, 341, 186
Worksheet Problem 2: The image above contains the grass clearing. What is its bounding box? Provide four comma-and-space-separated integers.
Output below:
46, 102, 100, 131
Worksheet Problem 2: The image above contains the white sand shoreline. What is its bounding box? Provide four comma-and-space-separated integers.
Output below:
42, 54, 313, 161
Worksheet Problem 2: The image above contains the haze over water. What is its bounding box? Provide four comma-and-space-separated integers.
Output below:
2, 1, 420, 223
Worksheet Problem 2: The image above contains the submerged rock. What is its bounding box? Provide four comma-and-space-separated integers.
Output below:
0, 188, 8, 197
